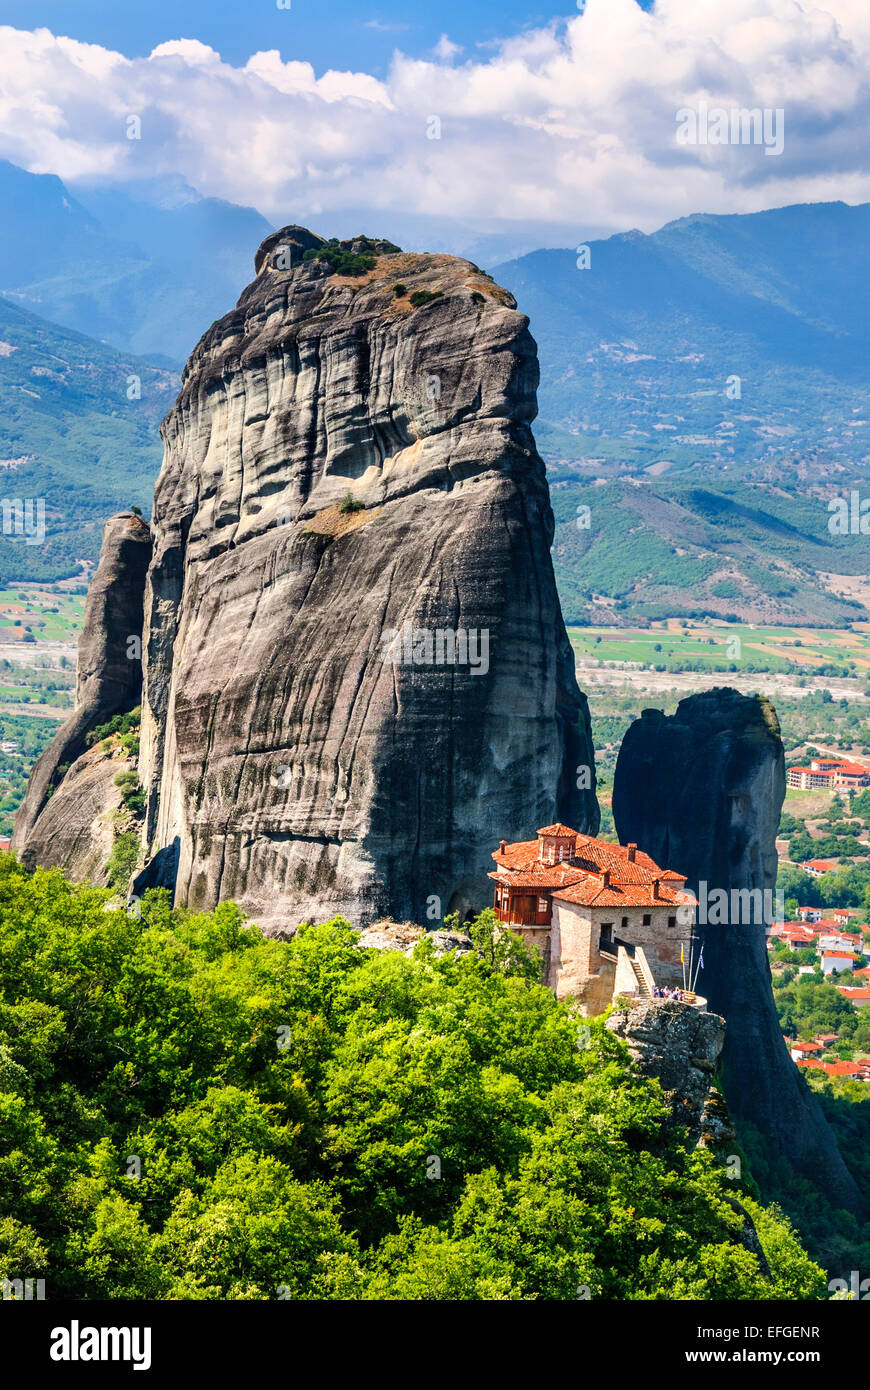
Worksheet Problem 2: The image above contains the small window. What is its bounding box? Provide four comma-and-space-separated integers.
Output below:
621, 916, 628, 931
668, 915, 676, 928
538, 897, 548, 913
642, 913, 651, 926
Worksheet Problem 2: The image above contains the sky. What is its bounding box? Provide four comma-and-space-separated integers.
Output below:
1, 1, 632, 74
0, 0, 868, 247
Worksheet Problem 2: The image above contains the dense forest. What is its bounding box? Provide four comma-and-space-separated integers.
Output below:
0, 856, 824, 1300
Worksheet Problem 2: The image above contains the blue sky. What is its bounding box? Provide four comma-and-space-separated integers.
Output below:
0, 0, 866, 253
0, 0, 656, 72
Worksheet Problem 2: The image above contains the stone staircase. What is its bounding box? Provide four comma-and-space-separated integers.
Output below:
630, 956, 652, 998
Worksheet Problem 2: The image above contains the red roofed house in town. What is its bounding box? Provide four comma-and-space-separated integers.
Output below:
798, 906, 823, 923
799, 859, 840, 877
769, 922, 818, 947
787, 764, 836, 790
787, 758, 870, 791
796, 1058, 870, 1080
837, 987, 870, 1007
820, 950, 859, 976
490, 824, 698, 1014
833, 763, 870, 789
833, 908, 860, 926
790, 1041, 824, 1060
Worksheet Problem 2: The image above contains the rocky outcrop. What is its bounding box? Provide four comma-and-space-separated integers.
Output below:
606, 998, 726, 1147
14, 231, 596, 926
609, 997, 774, 1275
12, 512, 151, 879
356, 920, 473, 957
612, 687, 864, 1216
132, 227, 597, 933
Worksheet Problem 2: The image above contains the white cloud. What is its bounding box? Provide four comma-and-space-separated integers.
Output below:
0, 0, 869, 235
433, 35, 463, 62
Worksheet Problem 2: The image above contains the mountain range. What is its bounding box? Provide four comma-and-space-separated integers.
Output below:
0, 161, 271, 363
493, 202, 870, 624
1, 158, 868, 622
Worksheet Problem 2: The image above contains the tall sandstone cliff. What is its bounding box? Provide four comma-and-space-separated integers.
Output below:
16, 229, 597, 931
612, 687, 864, 1216
12, 512, 151, 882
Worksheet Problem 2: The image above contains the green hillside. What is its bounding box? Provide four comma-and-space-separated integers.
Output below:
496, 202, 870, 625
550, 474, 870, 627
0, 297, 176, 582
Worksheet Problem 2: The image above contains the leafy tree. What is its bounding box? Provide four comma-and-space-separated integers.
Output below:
0, 858, 829, 1300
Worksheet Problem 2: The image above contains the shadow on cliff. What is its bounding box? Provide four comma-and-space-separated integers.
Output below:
612, 686, 866, 1223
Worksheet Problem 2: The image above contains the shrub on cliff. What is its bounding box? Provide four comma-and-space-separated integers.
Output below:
106, 830, 140, 889
302, 241, 375, 277
0, 855, 825, 1301
409, 289, 443, 309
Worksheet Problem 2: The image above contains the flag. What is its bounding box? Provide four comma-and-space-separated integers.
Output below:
680, 944, 684, 963
698, 950, 704, 970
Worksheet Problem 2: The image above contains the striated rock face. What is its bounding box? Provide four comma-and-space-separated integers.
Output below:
125, 227, 598, 932
12, 512, 151, 880
612, 686, 864, 1216
605, 998, 725, 1147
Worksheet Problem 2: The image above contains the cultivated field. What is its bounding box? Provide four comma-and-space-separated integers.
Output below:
568, 620, 870, 675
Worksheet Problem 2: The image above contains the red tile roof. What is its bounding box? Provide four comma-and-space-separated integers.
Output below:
551, 877, 685, 909
489, 867, 588, 890
796, 1058, 870, 1076
491, 827, 688, 911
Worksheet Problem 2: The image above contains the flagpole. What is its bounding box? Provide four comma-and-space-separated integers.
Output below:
691, 937, 704, 993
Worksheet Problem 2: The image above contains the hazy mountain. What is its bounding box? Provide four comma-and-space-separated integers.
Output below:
495, 201, 870, 473
0, 294, 177, 582
2, 176, 868, 624
0, 162, 272, 363
494, 202, 870, 625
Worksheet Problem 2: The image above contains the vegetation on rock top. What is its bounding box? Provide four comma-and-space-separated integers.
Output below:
302, 236, 402, 278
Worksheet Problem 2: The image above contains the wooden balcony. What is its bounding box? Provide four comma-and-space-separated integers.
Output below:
494, 893, 551, 928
